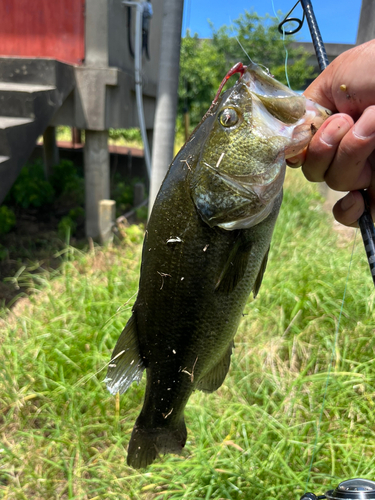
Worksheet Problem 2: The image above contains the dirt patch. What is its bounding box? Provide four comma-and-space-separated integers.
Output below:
0, 205, 86, 307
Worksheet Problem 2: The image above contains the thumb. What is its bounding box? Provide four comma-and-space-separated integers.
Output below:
303, 67, 336, 113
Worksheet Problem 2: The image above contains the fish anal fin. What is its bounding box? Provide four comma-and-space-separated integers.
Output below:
215, 239, 251, 294
252, 246, 269, 298
105, 313, 145, 395
196, 341, 234, 393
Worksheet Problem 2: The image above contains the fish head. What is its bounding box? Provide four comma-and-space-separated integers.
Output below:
191, 62, 331, 230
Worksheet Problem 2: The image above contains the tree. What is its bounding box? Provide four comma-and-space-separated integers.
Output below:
178, 11, 316, 128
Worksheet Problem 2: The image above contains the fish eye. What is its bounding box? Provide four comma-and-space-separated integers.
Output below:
219, 107, 239, 127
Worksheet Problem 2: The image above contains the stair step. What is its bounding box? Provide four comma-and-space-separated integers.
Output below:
0, 58, 76, 205
0, 58, 62, 86
0, 83, 56, 118
0, 82, 56, 92
0, 116, 34, 129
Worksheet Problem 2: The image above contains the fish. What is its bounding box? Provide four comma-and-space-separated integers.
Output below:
105, 61, 331, 469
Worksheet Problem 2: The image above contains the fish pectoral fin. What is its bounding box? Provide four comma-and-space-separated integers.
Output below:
252, 246, 270, 298
196, 341, 234, 393
215, 238, 251, 294
104, 313, 145, 395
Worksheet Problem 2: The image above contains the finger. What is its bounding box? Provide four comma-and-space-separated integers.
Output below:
332, 191, 364, 227
286, 149, 306, 169
303, 66, 336, 112
301, 114, 353, 182
324, 106, 375, 191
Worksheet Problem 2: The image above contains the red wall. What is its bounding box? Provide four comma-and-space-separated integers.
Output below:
0, 0, 85, 65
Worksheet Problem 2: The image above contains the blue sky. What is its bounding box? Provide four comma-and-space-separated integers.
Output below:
183, 0, 362, 45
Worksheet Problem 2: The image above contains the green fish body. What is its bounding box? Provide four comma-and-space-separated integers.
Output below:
106, 63, 330, 468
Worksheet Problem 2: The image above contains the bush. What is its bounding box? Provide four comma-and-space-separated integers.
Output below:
112, 181, 133, 212
50, 160, 84, 205
135, 205, 148, 222
8, 160, 55, 208
108, 128, 142, 143
6, 159, 85, 211
58, 207, 85, 239
112, 176, 147, 216
0, 206, 16, 235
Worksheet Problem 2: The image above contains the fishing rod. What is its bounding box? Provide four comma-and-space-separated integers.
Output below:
278, 0, 375, 288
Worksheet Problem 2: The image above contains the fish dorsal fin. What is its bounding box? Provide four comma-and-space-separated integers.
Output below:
215, 237, 251, 294
252, 246, 270, 298
105, 313, 145, 395
196, 341, 234, 393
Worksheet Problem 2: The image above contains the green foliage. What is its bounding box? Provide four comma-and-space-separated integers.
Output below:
0, 243, 7, 260
123, 223, 144, 244
135, 205, 148, 222
50, 159, 84, 205
112, 177, 147, 215
1, 173, 374, 498
57, 207, 85, 240
6, 159, 84, 210
8, 159, 55, 208
108, 128, 142, 143
0, 206, 16, 235
112, 180, 133, 211
179, 11, 316, 126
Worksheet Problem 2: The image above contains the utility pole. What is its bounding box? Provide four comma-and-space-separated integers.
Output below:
148, 0, 184, 214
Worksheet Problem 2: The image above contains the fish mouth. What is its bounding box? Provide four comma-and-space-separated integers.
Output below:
241, 64, 332, 145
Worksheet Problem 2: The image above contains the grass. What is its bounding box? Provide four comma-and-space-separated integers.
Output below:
1, 170, 375, 499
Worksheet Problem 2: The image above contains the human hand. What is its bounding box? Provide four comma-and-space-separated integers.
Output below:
287, 40, 375, 227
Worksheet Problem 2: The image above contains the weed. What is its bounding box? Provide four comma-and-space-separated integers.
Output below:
0, 171, 374, 499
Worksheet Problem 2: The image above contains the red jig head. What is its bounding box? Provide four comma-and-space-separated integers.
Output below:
212, 62, 247, 105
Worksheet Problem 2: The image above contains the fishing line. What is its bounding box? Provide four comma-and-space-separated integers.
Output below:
183, 0, 191, 34
231, 27, 269, 75
304, 228, 358, 491
234, 35, 256, 66
271, 0, 292, 89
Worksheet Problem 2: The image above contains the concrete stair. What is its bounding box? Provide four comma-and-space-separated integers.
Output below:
0, 58, 75, 203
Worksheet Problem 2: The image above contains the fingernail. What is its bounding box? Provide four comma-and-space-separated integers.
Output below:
341, 192, 355, 211
321, 116, 351, 146
353, 108, 375, 139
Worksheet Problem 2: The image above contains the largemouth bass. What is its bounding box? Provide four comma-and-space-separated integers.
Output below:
105, 62, 330, 469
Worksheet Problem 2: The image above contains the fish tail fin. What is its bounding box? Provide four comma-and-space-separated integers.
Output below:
104, 313, 144, 395
127, 417, 187, 469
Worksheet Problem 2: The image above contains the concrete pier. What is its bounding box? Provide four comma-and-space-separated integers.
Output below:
42, 126, 59, 179
84, 130, 110, 240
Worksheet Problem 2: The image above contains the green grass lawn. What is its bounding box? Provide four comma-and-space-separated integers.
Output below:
1, 171, 375, 499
